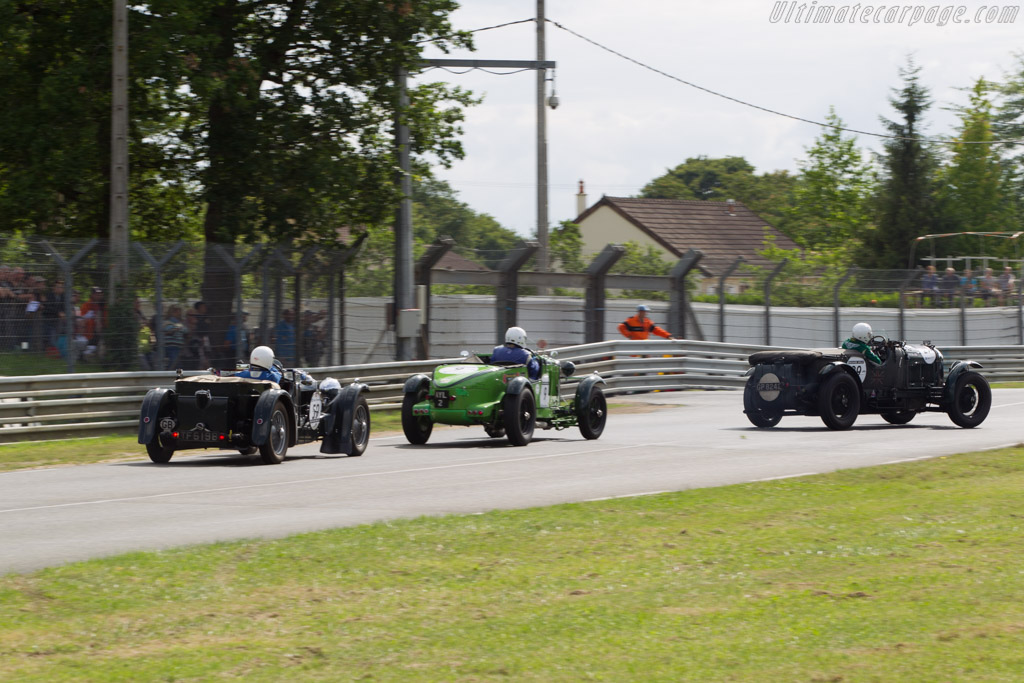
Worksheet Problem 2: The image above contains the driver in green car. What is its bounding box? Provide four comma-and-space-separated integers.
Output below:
841, 322, 882, 365
491, 326, 542, 379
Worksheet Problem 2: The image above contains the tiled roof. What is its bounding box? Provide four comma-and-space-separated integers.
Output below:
578, 197, 799, 276
435, 250, 491, 272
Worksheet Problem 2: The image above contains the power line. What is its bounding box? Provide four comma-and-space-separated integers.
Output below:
547, 18, 1015, 146
418, 17, 535, 45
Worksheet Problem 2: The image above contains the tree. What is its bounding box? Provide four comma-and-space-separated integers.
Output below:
640, 156, 797, 235
786, 107, 876, 260
861, 58, 938, 270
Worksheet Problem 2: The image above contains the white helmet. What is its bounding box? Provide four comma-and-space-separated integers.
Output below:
250, 345, 275, 371
504, 326, 528, 348
852, 322, 872, 343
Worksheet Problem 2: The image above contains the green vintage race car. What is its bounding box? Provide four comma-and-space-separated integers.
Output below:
400, 350, 607, 446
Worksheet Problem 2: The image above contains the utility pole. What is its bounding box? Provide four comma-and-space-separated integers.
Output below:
536, 0, 549, 281
110, 0, 129, 300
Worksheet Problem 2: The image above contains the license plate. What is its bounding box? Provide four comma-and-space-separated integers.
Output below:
183, 430, 219, 443
434, 390, 449, 408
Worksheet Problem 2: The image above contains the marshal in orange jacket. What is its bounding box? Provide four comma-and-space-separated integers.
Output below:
618, 314, 672, 340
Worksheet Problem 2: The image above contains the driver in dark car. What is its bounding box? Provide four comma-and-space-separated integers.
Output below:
841, 322, 882, 365
236, 345, 283, 383
491, 326, 542, 379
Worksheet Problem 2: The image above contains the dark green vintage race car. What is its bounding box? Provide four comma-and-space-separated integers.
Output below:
401, 350, 607, 446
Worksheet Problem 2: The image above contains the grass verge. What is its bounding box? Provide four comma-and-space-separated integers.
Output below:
3, 446, 1024, 680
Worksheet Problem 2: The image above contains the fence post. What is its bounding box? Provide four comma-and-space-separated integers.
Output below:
294, 248, 318, 365
211, 244, 262, 365
1018, 276, 1023, 346
42, 239, 98, 373
718, 257, 744, 343
133, 241, 184, 372
415, 236, 455, 358
668, 248, 703, 341
764, 259, 788, 346
495, 240, 539, 342
832, 267, 857, 346
897, 267, 922, 341
959, 280, 968, 346
585, 244, 626, 343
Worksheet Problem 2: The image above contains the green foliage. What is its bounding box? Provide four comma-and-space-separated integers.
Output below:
609, 241, 673, 300
640, 156, 797, 235
862, 58, 939, 269
548, 220, 585, 273
786, 108, 876, 259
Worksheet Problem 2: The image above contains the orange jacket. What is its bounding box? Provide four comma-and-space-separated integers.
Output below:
618, 315, 671, 340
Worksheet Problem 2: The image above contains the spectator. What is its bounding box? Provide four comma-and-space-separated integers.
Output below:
190, 301, 213, 369
5, 267, 33, 350
162, 305, 187, 370
939, 267, 960, 307
134, 298, 155, 370
960, 268, 977, 305
80, 286, 106, 354
273, 308, 296, 366
224, 311, 252, 365
301, 309, 326, 366
42, 279, 67, 354
979, 267, 998, 305
920, 265, 939, 307
999, 266, 1017, 305
618, 304, 674, 340
24, 275, 46, 350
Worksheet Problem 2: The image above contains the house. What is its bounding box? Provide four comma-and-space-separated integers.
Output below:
574, 196, 799, 294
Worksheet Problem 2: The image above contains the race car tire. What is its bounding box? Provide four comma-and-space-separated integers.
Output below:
947, 370, 991, 428
881, 410, 916, 425
484, 425, 506, 438
238, 446, 258, 456
577, 385, 607, 440
348, 395, 371, 456
259, 400, 290, 464
146, 434, 175, 464
402, 387, 433, 445
503, 388, 536, 447
743, 381, 782, 429
818, 372, 860, 430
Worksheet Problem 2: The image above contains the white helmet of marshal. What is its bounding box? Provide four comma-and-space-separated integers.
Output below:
505, 326, 528, 348
250, 345, 275, 371
852, 322, 872, 343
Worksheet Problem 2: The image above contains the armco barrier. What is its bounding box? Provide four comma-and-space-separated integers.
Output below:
1, 340, 1021, 443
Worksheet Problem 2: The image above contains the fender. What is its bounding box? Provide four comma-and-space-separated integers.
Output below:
505, 375, 532, 396
574, 373, 606, 411
743, 366, 755, 377
320, 383, 369, 455
251, 389, 295, 447
818, 361, 862, 387
403, 374, 431, 395
943, 360, 984, 404
138, 387, 174, 444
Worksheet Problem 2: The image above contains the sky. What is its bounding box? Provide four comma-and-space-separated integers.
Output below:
418, 0, 1024, 237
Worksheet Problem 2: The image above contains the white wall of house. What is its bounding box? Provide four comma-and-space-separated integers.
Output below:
578, 206, 676, 261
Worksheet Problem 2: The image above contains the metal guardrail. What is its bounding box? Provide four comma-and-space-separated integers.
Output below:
2, 340, 1022, 443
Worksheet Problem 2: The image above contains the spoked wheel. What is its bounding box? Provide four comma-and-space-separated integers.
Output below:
743, 381, 782, 429
348, 396, 371, 456
503, 389, 536, 447
259, 400, 290, 464
401, 387, 432, 445
818, 372, 860, 430
577, 385, 607, 440
881, 410, 915, 425
947, 371, 991, 428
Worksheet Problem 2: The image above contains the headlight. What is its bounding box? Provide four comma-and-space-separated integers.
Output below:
319, 377, 342, 398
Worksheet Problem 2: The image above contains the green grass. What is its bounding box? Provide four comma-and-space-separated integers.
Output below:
3, 446, 1024, 680
0, 351, 105, 377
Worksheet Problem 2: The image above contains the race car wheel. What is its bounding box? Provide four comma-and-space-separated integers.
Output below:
881, 410, 916, 425
947, 371, 991, 428
146, 433, 175, 464
743, 381, 782, 429
818, 372, 860, 430
503, 388, 536, 447
577, 385, 607, 440
402, 387, 432, 445
348, 395, 371, 456
259, 400, 290, 464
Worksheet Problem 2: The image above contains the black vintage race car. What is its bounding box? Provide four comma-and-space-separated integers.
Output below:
138, 361, 370, 464
743, 337, 991, 430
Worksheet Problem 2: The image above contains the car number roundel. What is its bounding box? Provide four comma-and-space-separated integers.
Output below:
847, 357, 867, 381
308, 392, 323, 430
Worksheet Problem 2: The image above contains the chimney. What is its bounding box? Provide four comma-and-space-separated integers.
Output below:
576, 180, 587, 217
726, 198, 736, 215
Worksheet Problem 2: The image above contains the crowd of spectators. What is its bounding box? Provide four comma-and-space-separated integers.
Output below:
919, 264, 1018, 307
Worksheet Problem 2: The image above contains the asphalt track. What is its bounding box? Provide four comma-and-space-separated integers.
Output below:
2, 389, 1023, 574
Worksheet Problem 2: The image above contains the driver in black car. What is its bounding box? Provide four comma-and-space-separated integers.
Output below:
236, 345, 284, 383
841, 322, 882, 365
